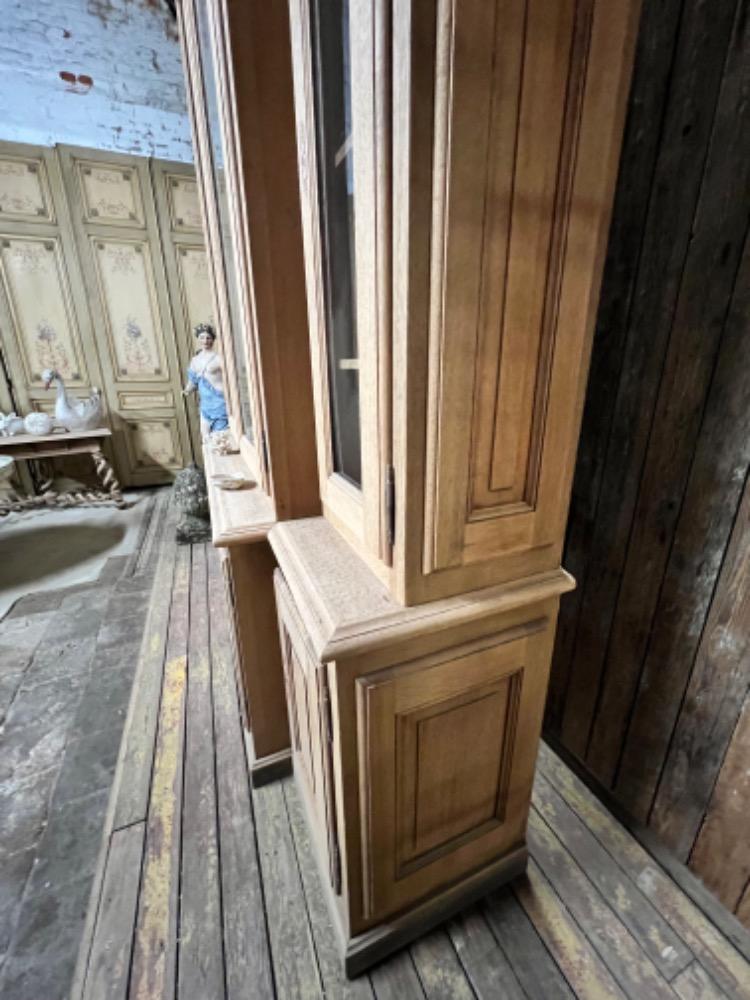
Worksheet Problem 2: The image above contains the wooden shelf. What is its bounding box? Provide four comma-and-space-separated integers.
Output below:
203, 446, 276, 547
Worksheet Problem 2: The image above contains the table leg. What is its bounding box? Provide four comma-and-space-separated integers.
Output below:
92, 448, 126, 507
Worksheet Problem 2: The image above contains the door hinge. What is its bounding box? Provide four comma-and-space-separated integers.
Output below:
385, 463, 396, 549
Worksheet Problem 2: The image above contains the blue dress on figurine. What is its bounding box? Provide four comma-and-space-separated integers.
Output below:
183, 324, 229, 438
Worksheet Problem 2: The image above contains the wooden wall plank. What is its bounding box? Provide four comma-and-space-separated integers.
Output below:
689, 693, 750, 922
177, 544, 224, 1000
616, 227, 750, 823
587, 0, 750, 788
647, 464, 750, 859
558, 0, 740, 760
207, 546, 276, 1000
546, 0, 684, 733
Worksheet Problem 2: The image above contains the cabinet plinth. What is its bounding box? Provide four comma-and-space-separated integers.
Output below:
270, 517, 573, 971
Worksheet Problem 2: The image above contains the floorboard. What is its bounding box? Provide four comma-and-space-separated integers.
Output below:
71, 541, 750, 1000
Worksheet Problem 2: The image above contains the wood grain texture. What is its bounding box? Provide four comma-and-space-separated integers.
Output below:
128, 547, 190, 1000
538, 743, 750, 998
558, 0, 741, 759
82, 823, 145, 1000
515, 860, 628, 1000
545, 0, 685, 733
207, 545, 275, 1000
546, 0, 750, 931
70, 543, 750, 998
252, 779, 324, 1000
446, 905, 527, 1000
178, 545, 224, 1000
533, 771, 692, 979
586, 0, 750, 786
690, 693, 750, 919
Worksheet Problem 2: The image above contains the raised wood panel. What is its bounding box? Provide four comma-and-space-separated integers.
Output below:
422, 0, 606, 578
398, 675, 520, 867
165, 173, 203, 232
357, 619, 551, 921
92, 238, 169, 381
0, 235, 87, 385
0, 154, 54, 222
76, 159, 145, 226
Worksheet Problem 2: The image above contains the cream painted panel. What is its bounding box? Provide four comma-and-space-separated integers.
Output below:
92, 238, 169, 380
166, 174, 203, 231
118, 389, 174, 410
0, 155, 53, 222
175, 245, 215, 331
0, 236, 87, 385
125, 417, 183, 471
77, 160, 145, 226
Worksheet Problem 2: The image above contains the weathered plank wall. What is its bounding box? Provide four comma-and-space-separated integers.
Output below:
546, 0, 750, 928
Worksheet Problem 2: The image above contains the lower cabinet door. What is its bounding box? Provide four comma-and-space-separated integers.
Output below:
355, 616, 554, 922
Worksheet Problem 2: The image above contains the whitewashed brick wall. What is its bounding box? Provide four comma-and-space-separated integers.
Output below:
0, 0, 192, 161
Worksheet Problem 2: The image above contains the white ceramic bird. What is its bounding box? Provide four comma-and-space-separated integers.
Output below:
42, 369, 103, 432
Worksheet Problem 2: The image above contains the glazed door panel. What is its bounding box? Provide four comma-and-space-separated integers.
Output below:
59, 145, 195, 486
356, 615, 555, 921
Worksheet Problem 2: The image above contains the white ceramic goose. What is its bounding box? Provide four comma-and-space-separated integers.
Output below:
42, 369, 103, 432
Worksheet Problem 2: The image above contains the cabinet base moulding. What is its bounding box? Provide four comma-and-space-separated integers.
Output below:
341, 844, 528, 977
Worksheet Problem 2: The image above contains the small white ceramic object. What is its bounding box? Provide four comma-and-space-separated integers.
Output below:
24, 411, 53, 436
211, 472, 255, 491
2, 414, 25, 436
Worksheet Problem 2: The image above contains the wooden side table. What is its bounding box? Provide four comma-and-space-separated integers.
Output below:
0, 428, 126, 516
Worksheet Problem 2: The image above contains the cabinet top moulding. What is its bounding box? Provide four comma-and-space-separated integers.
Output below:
289, 0, 642, 605
270, 517, 574, 663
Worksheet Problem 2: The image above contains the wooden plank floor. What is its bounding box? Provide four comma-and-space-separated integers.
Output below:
72, 540, 750, 1000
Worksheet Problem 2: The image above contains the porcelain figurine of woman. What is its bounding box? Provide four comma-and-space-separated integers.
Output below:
183, 323, 229, 438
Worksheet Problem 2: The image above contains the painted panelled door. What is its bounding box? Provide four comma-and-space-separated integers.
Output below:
0, 140, 212, 486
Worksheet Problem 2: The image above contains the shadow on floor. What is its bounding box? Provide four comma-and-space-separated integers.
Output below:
0, 524, 126, 591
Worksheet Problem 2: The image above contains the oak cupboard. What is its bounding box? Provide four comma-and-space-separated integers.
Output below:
271, 0, 641, 972
178, 0, 319, 783
290, 0, 641, 606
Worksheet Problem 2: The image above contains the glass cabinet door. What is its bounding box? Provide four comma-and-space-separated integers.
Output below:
309, 0, 361, 488
189, 1, 258, 448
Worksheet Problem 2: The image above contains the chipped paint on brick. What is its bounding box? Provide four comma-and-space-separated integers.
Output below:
0, 0, 192, 161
